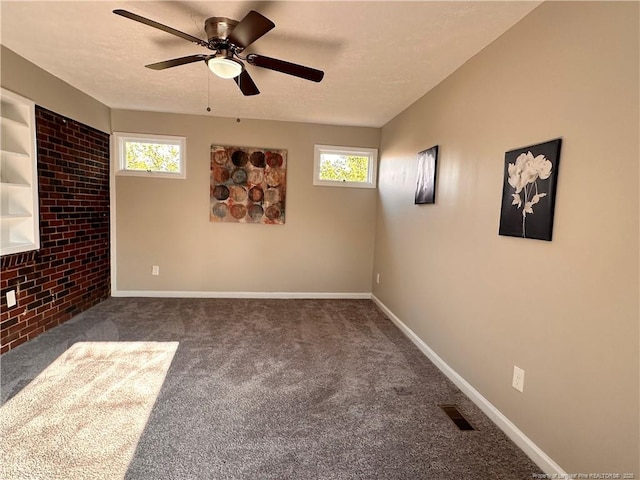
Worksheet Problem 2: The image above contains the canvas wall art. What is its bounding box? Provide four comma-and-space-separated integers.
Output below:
415, 145, 439, 204
498, 138, 562, 241
210, 145, 287, 224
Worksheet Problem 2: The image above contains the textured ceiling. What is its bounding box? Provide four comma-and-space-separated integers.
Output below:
0, 1, 541, 128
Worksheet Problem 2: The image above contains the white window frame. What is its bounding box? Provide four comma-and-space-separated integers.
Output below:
114, 132, 186, 179
313, 144, 378, 189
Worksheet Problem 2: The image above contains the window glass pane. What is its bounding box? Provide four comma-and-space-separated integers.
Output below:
125, 141, 181, 173
319, 154, 369, 182
313, 144, 377, 189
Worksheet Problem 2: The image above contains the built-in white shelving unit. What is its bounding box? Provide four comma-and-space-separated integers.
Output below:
1, 88, 39, 256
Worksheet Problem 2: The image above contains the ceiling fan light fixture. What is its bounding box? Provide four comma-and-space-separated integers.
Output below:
207, 56, 243, 79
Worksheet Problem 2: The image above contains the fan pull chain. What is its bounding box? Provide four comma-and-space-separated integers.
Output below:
206, 73, 211, 112
236, 79, 241, 123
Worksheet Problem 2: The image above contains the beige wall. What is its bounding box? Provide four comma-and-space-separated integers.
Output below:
373, 1, 639, 475
1, 46, 110, 133
111, 110, 379, 294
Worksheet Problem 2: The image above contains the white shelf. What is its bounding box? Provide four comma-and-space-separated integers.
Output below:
1, 115, 29, 129
1, 181, 30, 188
1, 148, 29, 158
0, 213, 32, 219
0, 147, 29, 158
1, 240, 36, 256
0, 88, 39, 256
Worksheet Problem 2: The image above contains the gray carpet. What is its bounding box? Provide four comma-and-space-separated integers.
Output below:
1, 341, 179, 480
1, 298, 542, 479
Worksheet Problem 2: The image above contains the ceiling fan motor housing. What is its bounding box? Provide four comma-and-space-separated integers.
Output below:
205, 17, 239, 50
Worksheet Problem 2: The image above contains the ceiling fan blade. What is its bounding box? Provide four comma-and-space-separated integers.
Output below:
227, 10, 275, 49
247, 54, 324, 82
145, 55, 208, 71
234, 70, 260, 96
113, 9, 209, 48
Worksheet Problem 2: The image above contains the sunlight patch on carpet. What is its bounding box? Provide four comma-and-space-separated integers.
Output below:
0, 341, 178, 480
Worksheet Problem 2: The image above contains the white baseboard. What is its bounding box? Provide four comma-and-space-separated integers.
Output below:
111, 290, 372, 300
371, 294, 567, 477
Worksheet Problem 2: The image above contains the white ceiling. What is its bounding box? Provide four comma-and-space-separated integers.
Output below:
0, 1, 541, 128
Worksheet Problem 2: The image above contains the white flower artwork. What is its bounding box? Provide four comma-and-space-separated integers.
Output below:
498, 139, 562, 241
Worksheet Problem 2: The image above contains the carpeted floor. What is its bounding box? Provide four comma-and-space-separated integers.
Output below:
1, 341, 179, 480
0, 298, 543, 479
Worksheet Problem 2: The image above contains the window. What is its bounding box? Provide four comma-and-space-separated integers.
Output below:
313, 145, 378, 188
114, 132, 186, 179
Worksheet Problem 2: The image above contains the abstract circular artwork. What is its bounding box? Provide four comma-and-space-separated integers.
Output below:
210, 145, 287, 224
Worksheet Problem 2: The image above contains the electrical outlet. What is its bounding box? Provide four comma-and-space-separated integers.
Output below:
152, 265, 160, 276
6, 290, 17, 308
376, 273, 380, 284
512, 365, 525, 393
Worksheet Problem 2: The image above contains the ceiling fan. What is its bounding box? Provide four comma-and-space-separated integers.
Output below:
113, 9, 325, 96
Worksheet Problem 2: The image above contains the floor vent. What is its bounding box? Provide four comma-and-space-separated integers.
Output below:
393, 386, 412, 396
439, 404, 475, 431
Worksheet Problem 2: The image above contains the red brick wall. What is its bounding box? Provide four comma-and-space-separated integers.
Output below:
0, 107, 110, 354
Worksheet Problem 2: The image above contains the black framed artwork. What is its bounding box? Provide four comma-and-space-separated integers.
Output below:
414, 145, 439, 204
498, 138, 562, 241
